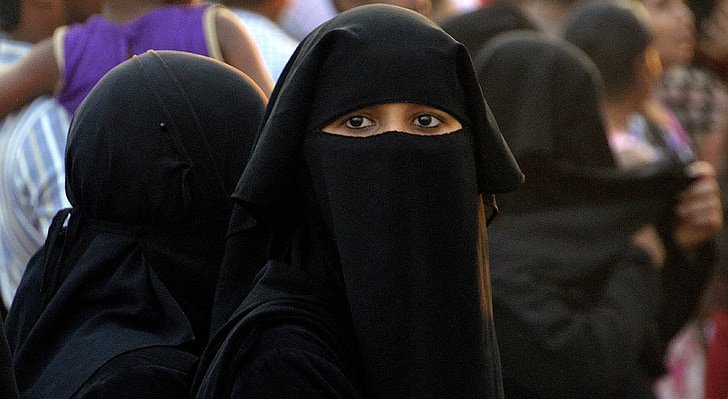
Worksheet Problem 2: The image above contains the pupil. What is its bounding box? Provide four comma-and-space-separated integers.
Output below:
418, 115, 432, 126
349, 116, 364, 128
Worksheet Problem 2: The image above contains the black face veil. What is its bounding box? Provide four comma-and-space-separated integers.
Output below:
6, 50, 267, 397
201, 4, 523, 399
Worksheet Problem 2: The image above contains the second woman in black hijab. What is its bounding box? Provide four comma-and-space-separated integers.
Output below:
195, 4, 524, 398
475, 32, 695, 398
5, 50, 267, 398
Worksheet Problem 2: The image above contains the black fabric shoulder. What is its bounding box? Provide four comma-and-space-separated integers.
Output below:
73, 347, 197, 399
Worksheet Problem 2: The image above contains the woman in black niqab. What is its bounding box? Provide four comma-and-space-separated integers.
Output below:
475, 32, 691, 398
195, 4, 523, 399
5, 50, 267, 398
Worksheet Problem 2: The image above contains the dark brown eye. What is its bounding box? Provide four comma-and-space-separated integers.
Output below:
345, 115, 374, 129
414, 114, 442, 128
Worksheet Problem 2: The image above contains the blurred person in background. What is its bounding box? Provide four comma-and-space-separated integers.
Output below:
633, 0, 723, 258
564, 2, 665, 170
0, 0, 100, 315
476, 31, 698, 398
664, 1, 728, 397
439, 0, 537, 58
440, 0, 578, 57
278, 0, 434, 40
646, 0, 728, 169
0, 1, 99, 394
563, 3, 724, 397
0, 0, 274, 120
631, 0, 728, 396
221, 0, 298, 82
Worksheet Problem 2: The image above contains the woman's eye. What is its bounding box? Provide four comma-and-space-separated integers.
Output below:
345, 116, 374, 129
414, 114, 442, 128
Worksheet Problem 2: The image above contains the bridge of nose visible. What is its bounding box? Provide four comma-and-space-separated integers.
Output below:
321, 103, 462, 137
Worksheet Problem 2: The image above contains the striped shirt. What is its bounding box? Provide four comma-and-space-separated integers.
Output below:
231, 9, 298, 82
0, 36, 71, 309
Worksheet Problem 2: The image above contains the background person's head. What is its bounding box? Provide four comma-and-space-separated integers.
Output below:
564, 2, 659, 104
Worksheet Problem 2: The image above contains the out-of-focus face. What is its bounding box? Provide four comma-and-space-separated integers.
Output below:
640, 0, 696, 67
639, 45, 665, 95
322, 103, 462, 137
695, 0, 728, 66
62, 0, 102, 24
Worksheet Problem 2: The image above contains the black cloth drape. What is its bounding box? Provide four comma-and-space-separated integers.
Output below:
196, 4, 523, 398
6, 50, 266, 398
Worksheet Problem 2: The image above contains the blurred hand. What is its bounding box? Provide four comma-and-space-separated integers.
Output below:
632, 224, 666, 269
673, 161, 723, 250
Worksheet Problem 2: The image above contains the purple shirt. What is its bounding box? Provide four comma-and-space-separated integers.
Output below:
56, 4, 217, 114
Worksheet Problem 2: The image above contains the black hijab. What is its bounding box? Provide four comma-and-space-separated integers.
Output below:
475, 33, 689, 397
197, 4, 523, 398
6, 50, 266, 398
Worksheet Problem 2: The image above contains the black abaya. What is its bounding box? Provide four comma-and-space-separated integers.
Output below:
196, 4, 523, 398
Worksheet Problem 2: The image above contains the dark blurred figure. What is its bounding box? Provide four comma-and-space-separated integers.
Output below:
564, 3, 724, 397
439, 0, 536, 55
221, 0, 298, 81
440, 0, 579, 57
5, 50, 267, 398
477, 31, 702, 398
0, 0, 100, 317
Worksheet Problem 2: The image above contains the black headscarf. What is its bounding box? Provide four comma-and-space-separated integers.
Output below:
197, 4, 523, 398
475, 32, 689, 398
6, 50, 266, 398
